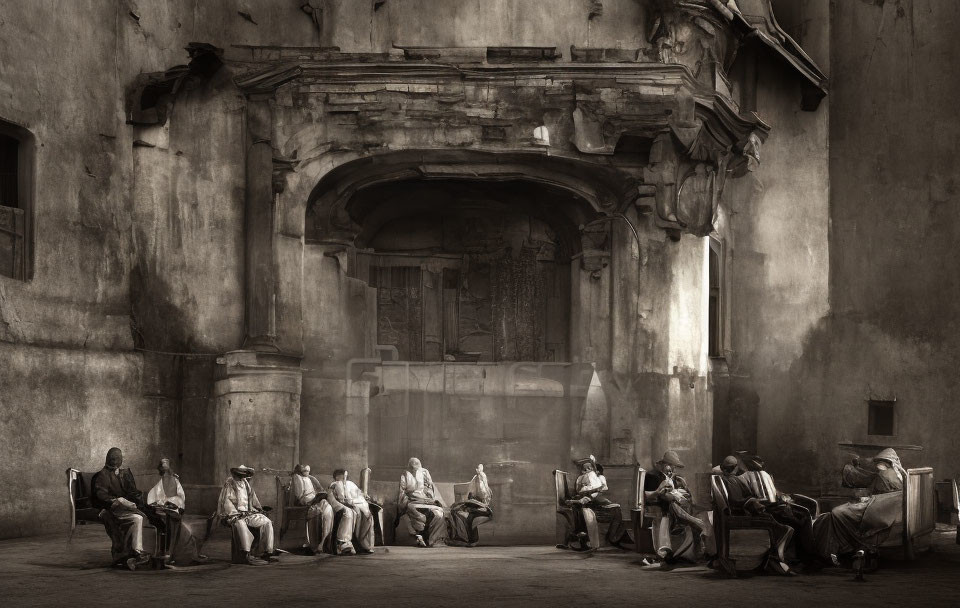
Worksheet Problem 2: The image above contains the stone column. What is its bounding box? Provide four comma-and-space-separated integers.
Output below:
212, 351, 303, 507
243, 96, 278, 351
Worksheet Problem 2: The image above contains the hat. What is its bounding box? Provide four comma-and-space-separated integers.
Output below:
230, 465, 255, 478
871, 448, 899, 466
657, 450, 684, 468
574, 454, 597, 468
736, 452, 765, 471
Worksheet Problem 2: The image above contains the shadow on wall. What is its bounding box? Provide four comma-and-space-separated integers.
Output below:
752, 314, 960, 495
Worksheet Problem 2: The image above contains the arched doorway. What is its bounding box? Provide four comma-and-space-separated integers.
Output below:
300, 151, 624, 542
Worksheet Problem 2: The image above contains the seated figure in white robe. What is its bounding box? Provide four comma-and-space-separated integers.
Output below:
145, 457, 204, 566
397, 457, 446, 547
292, 464, 334, 554
216, 465, 277, 565
327, 469, 375, 555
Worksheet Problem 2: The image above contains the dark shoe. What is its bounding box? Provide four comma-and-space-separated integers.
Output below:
246, 555, 269, 566
358, 548, 374, 555
124, 552, 151, 571
261, 553, 280, 562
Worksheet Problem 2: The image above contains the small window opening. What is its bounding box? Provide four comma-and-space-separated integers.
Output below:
868, 400, 896, 436
0, 134, 17, 208
0, 125, 29, 280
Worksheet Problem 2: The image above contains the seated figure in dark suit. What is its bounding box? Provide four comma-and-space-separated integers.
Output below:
91, 447, 152, 570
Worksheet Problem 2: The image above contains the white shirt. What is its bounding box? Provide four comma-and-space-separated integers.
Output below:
329, 479, 366, 509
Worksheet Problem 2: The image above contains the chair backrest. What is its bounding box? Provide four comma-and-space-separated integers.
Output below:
710, 474, 730, 512
276, 475, 294, 508
757, 471, 778, 502
453, 481, 472, 503
903, 467, 936, 555
634, 467, 646, 511
553, 470, 571, 509
360, 467, 371, 496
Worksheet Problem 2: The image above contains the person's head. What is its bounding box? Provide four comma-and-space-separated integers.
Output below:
720, 455, 739, 475
579, 461, 595, 474
230, 465, 255, 480
157, 457, 172, 475
333, 468, 347, 481
408, 457, 422, 471
656, 450, 684, 472
662, 464, 674, 479
873, 448, 900, 470
105, 447, 123, 470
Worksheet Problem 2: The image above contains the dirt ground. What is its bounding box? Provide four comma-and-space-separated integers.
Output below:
1, 523, 958, 607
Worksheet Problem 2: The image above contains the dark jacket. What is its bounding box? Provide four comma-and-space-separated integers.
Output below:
91, 467, 143, 510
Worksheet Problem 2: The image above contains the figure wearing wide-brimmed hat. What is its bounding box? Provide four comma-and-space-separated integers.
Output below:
217, 465, 278, 565
643, 450, 709, 562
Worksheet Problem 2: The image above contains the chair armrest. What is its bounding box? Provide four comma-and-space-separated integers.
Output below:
789, 493, 820, 518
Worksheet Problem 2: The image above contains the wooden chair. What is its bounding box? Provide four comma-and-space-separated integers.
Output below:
710, 474, 787, 576
67, 468, 104, 540
890, 467, 935, 559
743, 470, 820, 518
633, 468, 705, 560
553, 467, 639, 550
67, 468, 164, 560
276, 474, 313, 544
630, 467, 657, 554
359, 468, 385, 546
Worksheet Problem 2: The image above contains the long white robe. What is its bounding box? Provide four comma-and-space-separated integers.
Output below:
328, 479, 374, 552
146, 475, 201, 565
217, 477, 275, 555
292, 473, 333, 552
398, 468, 446, 544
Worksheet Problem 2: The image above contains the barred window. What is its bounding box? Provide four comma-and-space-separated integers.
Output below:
0, 120, 33, 280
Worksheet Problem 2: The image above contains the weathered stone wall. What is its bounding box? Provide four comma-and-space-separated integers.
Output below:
0, 0, 838, 540
764, 0, 960, 489
0, 0, 314, 538
321, 0, 651, 53
721, 0, 832, 488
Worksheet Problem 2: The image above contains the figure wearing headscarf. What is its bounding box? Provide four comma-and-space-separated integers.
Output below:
327, 469, 375, 555
447, 464, 494, 547
643, 450, 709, 561
291, 464, 334, 554
217, 465, 277, 565
145, 458, 204, 566
397, 457, 446, 547
813, 448, 906, 563
91, 447, 152, 570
